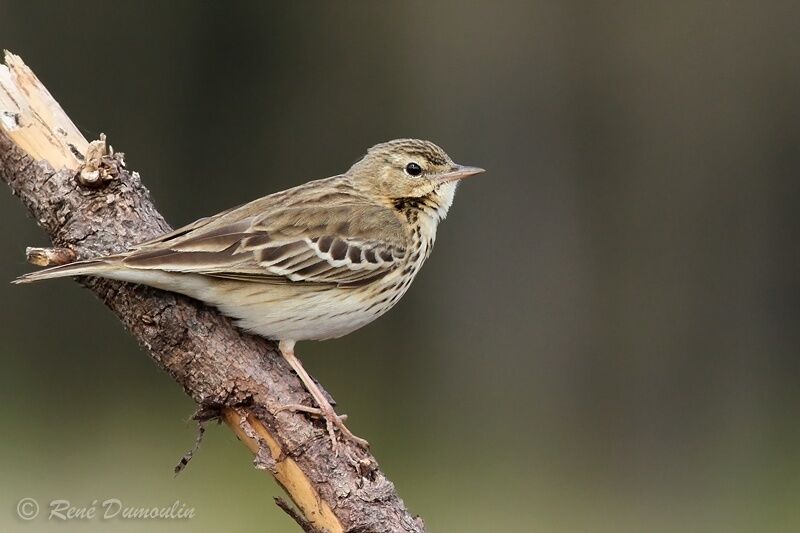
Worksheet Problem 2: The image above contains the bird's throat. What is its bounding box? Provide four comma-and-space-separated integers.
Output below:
392, 182, 456, 222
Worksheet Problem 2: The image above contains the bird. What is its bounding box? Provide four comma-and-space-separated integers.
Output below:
14, 138, 485, 452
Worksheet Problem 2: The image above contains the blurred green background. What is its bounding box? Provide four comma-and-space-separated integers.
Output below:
1, 1, 799, 532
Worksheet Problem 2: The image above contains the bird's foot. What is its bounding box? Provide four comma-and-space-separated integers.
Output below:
277, 403, 348, 422
276, 340, 369, 455
277, 403, 369, 454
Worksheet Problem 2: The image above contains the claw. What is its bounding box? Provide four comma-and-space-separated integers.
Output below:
278, 403, 369, 452
277, 404, 348, 422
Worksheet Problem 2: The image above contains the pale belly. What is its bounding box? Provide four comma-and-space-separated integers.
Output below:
204, 268, 419, 341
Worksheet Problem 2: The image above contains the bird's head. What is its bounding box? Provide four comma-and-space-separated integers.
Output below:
348, 139, 484, 219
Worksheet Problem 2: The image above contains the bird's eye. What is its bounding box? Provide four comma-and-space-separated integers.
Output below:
405, 162, 423, 177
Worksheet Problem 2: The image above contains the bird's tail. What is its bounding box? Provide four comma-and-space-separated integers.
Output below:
13, 258, 118, 284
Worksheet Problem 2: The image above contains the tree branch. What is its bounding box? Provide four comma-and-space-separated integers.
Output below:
0, 51, 424, 533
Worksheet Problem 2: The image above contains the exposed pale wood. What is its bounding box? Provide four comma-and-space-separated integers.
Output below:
222, 408, 343, 533
0, 52, 87, 167
0, 51, 424, 533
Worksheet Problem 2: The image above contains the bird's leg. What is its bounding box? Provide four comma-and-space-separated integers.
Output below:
277, 340, 369, 452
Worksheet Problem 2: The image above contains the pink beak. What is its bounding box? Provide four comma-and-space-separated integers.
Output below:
434, 164, 486, 183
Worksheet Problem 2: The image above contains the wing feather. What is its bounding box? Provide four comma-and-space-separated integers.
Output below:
119, 184, 409, 288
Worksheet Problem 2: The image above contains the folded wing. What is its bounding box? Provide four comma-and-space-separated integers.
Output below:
121, 202, 408, 287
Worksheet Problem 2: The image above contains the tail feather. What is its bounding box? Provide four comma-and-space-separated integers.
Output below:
13, 259, 116, 284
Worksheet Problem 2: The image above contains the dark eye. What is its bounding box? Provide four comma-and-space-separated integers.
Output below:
405, 162, 423, 176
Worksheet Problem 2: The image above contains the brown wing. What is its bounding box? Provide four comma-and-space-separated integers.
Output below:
121, 193, 409, 287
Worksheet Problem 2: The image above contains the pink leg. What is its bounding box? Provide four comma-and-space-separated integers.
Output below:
277, 340, 369, 453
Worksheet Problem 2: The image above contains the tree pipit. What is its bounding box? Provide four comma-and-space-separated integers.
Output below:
15, 139, 484, 453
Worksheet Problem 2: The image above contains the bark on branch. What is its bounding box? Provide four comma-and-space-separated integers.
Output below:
0, 52, 424, 533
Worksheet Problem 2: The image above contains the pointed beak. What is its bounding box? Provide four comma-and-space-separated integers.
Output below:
434, 164, 486, 184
